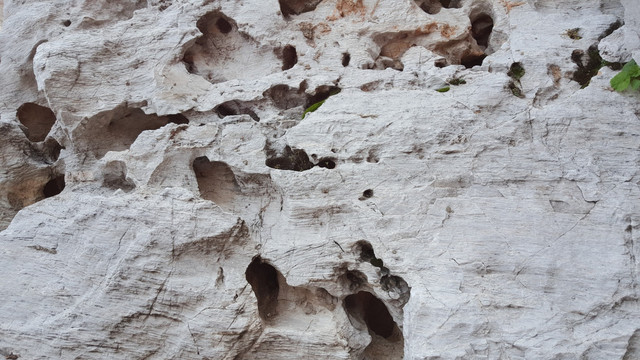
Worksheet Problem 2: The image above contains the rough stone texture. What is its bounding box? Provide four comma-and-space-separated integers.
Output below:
0, 0, 639, 359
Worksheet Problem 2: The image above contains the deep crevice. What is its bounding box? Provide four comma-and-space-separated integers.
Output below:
245, 256, 280, 320
471, 13, 493, 49
344, 291, 396, 338
571, 44, 621, 88
103, 161, 136, 192
342, 52, 351, 67
43, 174, 65, 198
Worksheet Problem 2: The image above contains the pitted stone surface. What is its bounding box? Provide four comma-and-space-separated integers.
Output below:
1, 0, 639, 359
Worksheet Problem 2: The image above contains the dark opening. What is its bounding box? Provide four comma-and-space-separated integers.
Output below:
43, 138, 63, 162
265, 145, 315, 171
62, 20, 71, 27
304, 86, 341, 110
461, 53, 486, 68
508, 62, 525, 80
571, 45, 619, 88
342, 52, 351, 67
339, 269, 368, 292
471, 13, 494, 49
279, 0, 324, 17
362, 189, 374, 198
281, 45, 298, 71
356, 240, 376, 262
317, 157, 336, 169
344, 291, 397, 338
245, 257, 280, 320
192, 157, 239, 205
16, 103, 57, 142
167, 114, 189, 125
215, 17, 232, 34
103, 161, 136, 192
440, 0, 462, 8
434, 59, 448, 68
43, 174, 65, 198
215, 100, 260, 122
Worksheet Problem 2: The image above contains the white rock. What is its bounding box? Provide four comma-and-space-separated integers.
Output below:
1, 0, 639, 359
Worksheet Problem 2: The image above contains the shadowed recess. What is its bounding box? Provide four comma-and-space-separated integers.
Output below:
16, 103, 57, 142
192, 157, 239, 206
43, 174, 65, 198
344, 291, 397, 338
279, 0, 323, 17
245, 256, 280, 320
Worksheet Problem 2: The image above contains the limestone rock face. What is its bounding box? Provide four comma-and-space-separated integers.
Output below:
1, 0, 639, 359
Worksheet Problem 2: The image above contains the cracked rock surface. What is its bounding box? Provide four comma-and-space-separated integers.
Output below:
1, 0, 639, 359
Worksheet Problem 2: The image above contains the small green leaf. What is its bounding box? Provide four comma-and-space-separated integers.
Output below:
436, 86, 450, 93
631, 78, 640, 90
302, 99, 326, 119
610, 71, 631, 91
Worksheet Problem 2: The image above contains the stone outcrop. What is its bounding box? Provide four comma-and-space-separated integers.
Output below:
0, 0, 639, 359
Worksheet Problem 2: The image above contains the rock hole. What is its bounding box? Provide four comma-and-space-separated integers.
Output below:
381, 275, 411, 307
281, 45, 298, 70
305, 85, 341, 109
62, 20, 71, 27
245, 256, 280, 320
460, 53, 486, 68
470, 13, 493, 50
344, 291, 398, 338
215, 100, 260, 121
265, 144, 314, 171
571, 45, 618, 88
43, 138, 63, 162
279, 0, 324, 17
342, 52, 351, 67
43, 174, 65, 198
339, 269, 368, 292
317, 157, 336, 169
434, 59, 448, 68
103, 161, 136, 192
16, 103, 57, 142
167, 114, 189, 125
264, 84, 308, 110
192, 157, 239, 206
362, 189, 373, 198
215, 17, 232, 34
79, 108, 179, 159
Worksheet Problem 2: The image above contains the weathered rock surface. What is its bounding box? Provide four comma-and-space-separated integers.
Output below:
0, 0, 639, 359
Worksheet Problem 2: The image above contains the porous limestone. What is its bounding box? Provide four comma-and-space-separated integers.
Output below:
0, 0, 639, 359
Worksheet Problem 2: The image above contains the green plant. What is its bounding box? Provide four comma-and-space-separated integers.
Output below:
436, 86, 450, 93
302, 88, 341, 119
610, 59, 640, 92
447, 77, 466, 86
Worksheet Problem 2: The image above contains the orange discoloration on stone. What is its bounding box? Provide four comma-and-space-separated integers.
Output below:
499, 0, 525, 13
327, 0, 366, 21
440, 24, 457, 38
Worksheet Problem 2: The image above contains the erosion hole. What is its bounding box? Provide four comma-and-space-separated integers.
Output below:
62, 20, 71, 27
317, 157, 336, 169
265, 145, 314, 171
460, 53, 486, 68
192, 157, 239, 206
279, 0, 324, 17
103, 161, 136, 192
215, 17, 232, 34
342, 52, 351, 67
362, 189, 374, 198
215, 100, 260, 121
43, 174, 65, 198
416, 0, 462, 15
245, 257, 280, 320
264, 84, 308, 110
305, 85, 341, 110
339, 269, 368, 292
16, 103, 57, 142
471, 13, 493, 50
167, 114, 189, 125
355, 240, 376, 262
344, 291, 398, 339
281, 45, 298, 70
43, 138, 63, 162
